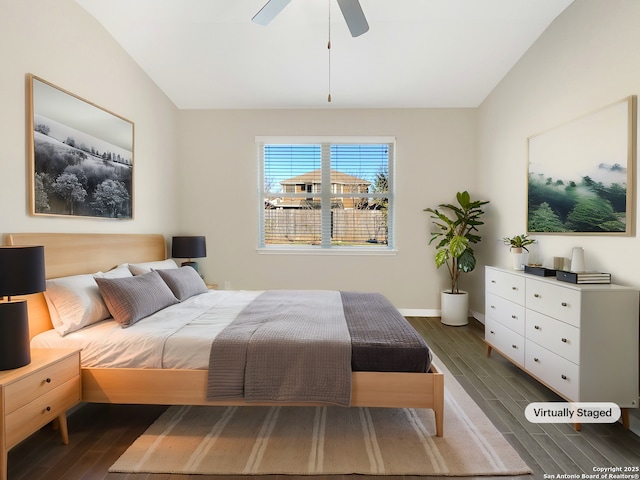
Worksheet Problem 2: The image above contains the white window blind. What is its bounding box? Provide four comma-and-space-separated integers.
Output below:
258, 137, 394, 251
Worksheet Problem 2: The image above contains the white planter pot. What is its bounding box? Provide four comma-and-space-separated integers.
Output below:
440, 290, 469, 326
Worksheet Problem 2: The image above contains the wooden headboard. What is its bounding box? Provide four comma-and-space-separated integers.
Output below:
5, 233, 166, 339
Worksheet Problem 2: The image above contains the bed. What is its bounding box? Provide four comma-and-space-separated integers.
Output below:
6, 232, 444, 436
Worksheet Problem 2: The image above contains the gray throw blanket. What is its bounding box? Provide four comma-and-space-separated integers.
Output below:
206, 290, 352, 406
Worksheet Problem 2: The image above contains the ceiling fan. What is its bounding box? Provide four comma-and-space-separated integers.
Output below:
252, 0, 369, 37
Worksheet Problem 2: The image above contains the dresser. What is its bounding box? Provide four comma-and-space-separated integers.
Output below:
485, 266, 639, 429
0, 349, 81, 480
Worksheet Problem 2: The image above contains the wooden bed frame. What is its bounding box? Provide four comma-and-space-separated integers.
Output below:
6, 232, 444, 436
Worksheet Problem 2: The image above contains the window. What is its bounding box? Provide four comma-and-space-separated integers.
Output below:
258, 136, 395, 252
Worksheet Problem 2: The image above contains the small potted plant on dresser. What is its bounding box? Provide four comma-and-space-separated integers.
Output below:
424, 191, 489, 326
502, 234, 535, 270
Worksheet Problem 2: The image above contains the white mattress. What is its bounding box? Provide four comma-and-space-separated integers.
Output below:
31, 290, 262, 369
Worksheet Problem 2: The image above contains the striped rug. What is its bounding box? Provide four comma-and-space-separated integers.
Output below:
109, 357, 531, 476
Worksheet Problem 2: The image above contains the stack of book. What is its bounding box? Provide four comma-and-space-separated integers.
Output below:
556, 270, 611, 284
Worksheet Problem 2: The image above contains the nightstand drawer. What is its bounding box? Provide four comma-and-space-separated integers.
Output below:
5, 376, 81, 449
4, 354, 79, 414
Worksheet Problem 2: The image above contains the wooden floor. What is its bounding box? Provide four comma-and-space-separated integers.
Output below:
7, 317, 640, 480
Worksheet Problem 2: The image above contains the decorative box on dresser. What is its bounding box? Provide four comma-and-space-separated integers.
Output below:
0, 349, 81, 480
484, 266, 639, 429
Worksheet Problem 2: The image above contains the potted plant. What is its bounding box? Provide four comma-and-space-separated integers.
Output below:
503, 234, 535, 270
424, 191, 489, 326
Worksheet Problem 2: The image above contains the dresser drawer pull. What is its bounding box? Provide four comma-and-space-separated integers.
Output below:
491, 280, 496, 284
46, 406, 51, 412
512, 286, 518, 291
490, 305, 495, 309
46, 378, 51, 383
490, 330, 495, 334
534, 293, 540, 298
561, 338, 568, 343
561, 374, 568, 380
561, 302, 568, 307
534, 325, 541, 330
511, 314, 517, 319
534, 357, 540, 362
511, 344, 518, 349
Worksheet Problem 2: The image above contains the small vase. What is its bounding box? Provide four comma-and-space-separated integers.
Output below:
570, 247, 585, 272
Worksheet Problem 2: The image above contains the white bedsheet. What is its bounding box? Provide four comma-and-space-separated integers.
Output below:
31, 290, 262, 369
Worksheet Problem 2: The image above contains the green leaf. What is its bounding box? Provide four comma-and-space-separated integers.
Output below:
449, 235, 468, 258
457, 249, 476, 272
434, 248, 450, 268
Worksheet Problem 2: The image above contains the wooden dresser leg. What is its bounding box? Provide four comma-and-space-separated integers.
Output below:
486, 344, 492, 357
57, 413, 70, 445
621, 408, 630, 429
574, 422, 581, 432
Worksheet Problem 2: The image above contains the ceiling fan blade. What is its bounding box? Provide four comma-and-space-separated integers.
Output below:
336, 0, 369, 37
252, 0, 292, 26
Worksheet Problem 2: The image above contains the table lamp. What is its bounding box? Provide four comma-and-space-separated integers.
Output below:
0, 245, 46, 370
171, 236, 206, 272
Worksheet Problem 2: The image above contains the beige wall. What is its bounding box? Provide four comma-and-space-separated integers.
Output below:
8, 0, 636, 315
177, 108, 479, 310
0, 0, 179, 244
475, 0, 640, 318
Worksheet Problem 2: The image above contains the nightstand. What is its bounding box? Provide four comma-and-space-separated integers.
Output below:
0, 349, 81, 480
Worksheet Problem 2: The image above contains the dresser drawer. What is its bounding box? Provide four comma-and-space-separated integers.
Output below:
526, 310, 580, 364
485, 318, 525, 367
525, 340, 579, 400
486, 292, 525, 335
486, 268, 525, 305
4, 353, 79, 414
5, 376, 81, 449
525, 278, 581, 327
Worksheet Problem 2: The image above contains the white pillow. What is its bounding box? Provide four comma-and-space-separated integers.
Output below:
99, 264, 133, 279
128, 259, 179, 275
44, 273, 111, 336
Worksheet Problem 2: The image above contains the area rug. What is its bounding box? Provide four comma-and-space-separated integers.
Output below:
109, 356, 531, 476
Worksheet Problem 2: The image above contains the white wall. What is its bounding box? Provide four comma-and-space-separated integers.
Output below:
177, 108, 479, 310
0, 0, 179, 246
474, 0, 640, 316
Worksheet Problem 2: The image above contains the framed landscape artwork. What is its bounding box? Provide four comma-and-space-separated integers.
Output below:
527, 95, 637, 235
28, 74, 134, 219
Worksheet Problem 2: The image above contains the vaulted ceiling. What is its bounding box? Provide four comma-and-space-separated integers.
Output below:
75, 0, 574, 109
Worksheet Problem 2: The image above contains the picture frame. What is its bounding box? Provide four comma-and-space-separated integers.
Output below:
527, 96, 637, 235
27, 74, 134, 219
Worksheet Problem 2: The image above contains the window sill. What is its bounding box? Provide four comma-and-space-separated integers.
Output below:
256, 246, 398, 256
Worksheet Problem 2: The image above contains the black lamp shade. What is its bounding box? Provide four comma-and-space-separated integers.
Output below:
172, 236, 206, 259
0, 245, 46, 297
0, 245, 45, 371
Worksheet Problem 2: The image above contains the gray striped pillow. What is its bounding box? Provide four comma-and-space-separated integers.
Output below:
96, 270, 178, 327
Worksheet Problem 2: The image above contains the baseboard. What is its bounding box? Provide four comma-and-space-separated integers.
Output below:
400, 308, 485, 324
398, 308, 440, 317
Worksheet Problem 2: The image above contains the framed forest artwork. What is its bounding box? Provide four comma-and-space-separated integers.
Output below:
27, 74, 134, 219
527, 96, 636, 235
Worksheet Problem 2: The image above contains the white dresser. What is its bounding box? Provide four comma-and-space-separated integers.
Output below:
485, 266, 639, 428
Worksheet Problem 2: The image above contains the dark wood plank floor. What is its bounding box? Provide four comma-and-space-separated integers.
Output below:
7, 317, 640, 480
